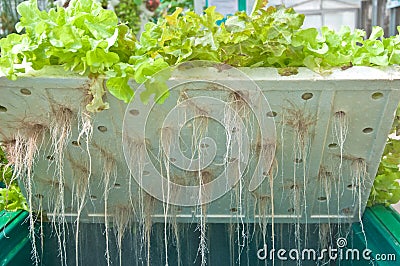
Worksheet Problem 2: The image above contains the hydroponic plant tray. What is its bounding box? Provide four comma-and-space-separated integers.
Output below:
0, 65, 399, 224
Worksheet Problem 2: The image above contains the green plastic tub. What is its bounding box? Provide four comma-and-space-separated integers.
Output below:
0, 210, 31, 266
1, 206, 399, 265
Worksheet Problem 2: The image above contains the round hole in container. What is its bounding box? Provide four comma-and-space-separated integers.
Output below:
129, 109, 140, 116
97, 126, 107, 133
0, 105, 7, 112
347, 184, 357, 190
334, 111, 346, 118
294, 158, 303, 164
90, 195, 97, 200
230, 208, 238, 213
71, 140, 80, 146
262, 171, 268, 176
200, 143, 209, 149
20, 88, 31, 95
363, 127, 373, 134
328, 143, 338, 149
143, 170, 150, 176
46, 155, 54, 161
266, 111, 277, 117
301, 92, 313, 100
317, 196, 327, 202
371, 92, 383, 100
288, 208, 295, 214
114, 183, 121, 188
341, 207, 352, 215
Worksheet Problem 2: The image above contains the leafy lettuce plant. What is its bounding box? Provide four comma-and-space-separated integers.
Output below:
368, 107, 400, 207
0, 0, 138, 111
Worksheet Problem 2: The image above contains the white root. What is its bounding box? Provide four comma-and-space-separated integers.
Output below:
160, 126, 174, 266
96, 146, 117, 266
50, 107, 73, 266
181, 98, 209, 266
3, 124, 46, 266
38, 194, 45, 262
351, 158, 368, 246
317, 166, 335, 255
285, 102, 315, 255
74, 111, 93, 266
127, 137, 150, 264
196, 203, 208, 266
268, 160, 277, 266
333, 111, 348, 238
70, 157, 90, 266
224, 91, 252, 265
113, 205, 133, 266
333, 111, 348, 192
143, 194, 155, 266
25, 127, 44, 266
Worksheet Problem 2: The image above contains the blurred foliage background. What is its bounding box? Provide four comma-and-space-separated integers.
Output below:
0, 0, 194, 38
0, 147, 28, 211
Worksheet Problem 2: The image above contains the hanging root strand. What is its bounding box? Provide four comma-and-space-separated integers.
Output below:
50, 107, 73, 266
351, 158, 368, 246
113, 205, 133, 266
2, 123, 47, 266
